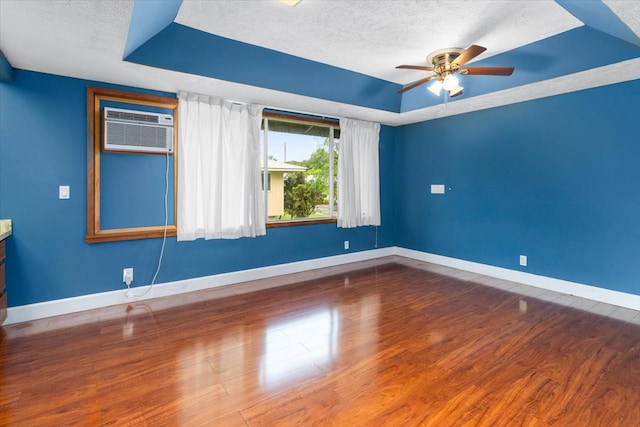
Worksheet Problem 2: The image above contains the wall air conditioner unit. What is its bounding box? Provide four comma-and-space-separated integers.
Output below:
103, 107, 174, 154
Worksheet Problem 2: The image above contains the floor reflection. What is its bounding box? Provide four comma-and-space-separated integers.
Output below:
122, 304, 160, 340
162, 281, 383, 420
261, 307, 339, 388
260, 293, 381, 389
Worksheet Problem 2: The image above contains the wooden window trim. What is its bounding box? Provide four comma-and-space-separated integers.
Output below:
263, 113, 339, 227
267, 218, 337, 228
86, 87, 178, 243
262, 111, 339, 128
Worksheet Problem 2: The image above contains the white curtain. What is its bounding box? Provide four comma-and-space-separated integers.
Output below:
177, 91, 265, 240
337, 118, 381, 228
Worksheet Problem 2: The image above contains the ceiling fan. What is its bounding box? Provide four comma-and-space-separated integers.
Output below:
396, 45, 514, 97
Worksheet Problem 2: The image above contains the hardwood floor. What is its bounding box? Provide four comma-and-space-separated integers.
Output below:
1, 259, 640, 426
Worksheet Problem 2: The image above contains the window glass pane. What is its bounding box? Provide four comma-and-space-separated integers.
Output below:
263, 114, 340, 139
261, 173, 271, 191
263, 119, 334, 222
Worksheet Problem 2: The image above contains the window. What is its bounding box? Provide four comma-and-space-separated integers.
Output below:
261, 173, 271, 191
261, 112, 339, 226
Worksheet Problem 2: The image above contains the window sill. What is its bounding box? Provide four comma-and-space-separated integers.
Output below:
266, 218, 337, 228
86, 226, 177, 243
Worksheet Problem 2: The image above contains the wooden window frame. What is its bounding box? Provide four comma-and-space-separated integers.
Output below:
86, 87, 178, 243
262, 112, 338, 228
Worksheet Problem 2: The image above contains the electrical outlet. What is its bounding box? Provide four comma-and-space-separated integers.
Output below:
123, 268, 133, 285
344, 240, 349, 250
519, 255, 527, 267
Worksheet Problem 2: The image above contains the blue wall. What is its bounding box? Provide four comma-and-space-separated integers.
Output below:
0, 70, 396, 307
396, 79, 640, 296
4, 67, 639, 308
99, 99, 176, 229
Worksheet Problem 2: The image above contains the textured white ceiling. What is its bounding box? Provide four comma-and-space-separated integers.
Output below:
605, 0, 640, 35
176, 0, 582, 84
0, 1, 135, 83
0, 0, 639, 126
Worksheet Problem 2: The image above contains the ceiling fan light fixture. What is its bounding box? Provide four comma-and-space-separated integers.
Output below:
449, 84, 464, 98
428, 80, 443, 96
278, 0, 302, 6
442, 74, 459, 91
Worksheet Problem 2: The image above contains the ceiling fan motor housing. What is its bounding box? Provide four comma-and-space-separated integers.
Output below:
427, 48, 464, 75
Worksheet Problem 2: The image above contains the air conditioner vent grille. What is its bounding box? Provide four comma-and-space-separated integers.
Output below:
106, 122, 168, 149
106, 109, 160, 124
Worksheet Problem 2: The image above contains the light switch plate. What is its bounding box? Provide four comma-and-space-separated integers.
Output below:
430, 184, 445, 194
59, 185, 70, 199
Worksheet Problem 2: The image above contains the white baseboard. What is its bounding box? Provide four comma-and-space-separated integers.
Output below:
5, 247, 395, 325
7, 246, 640, 325
396, 247, 640, 311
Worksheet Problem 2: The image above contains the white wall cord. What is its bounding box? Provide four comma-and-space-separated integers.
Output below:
127, 151, 170, 299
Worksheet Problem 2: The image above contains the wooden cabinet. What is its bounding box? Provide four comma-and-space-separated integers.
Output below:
0, 240, 6, 324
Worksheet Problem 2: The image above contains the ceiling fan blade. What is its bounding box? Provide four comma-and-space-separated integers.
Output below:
396, 65, 434, 71
452, 45, 487, 67
397, 75, 438, 94
459, 66, 514, 76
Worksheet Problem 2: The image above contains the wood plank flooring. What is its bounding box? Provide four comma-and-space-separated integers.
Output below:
2, 260, 640, 426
